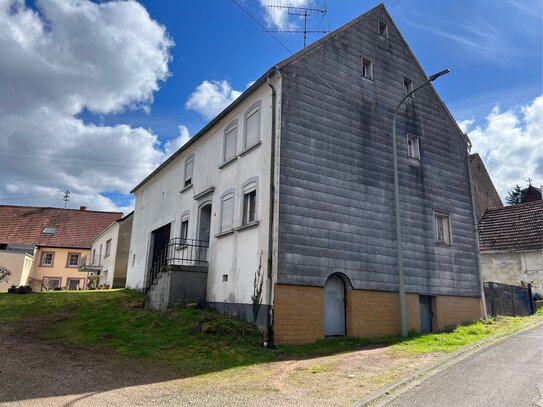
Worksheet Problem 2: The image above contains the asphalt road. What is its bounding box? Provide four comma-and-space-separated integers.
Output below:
386, 324, 543, 407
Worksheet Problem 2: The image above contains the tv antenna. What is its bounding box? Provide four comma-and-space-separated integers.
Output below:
63, 189, 70, 208
267, 3, 329, 48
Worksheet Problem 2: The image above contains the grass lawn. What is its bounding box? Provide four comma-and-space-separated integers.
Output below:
0, 289, 541, 376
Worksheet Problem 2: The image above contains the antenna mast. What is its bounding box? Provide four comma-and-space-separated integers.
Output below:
63, 189, 70, 209
267, 3, 328, 47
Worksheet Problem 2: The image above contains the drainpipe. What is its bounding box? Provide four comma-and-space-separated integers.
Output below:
265, 70, 279, 347
465, 136, 488, 318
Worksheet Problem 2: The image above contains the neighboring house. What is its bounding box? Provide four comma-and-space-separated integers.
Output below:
468, 153, 503, 223
79, 212, 133, 288
0, 245, 35, 292
126, 4, 483, 344
0, 205, 122, 291
521, 185, 542, 203
478, 201, 543, 296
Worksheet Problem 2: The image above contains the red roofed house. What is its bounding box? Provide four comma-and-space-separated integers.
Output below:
478, 200, 543, 296
0, 205, 122, 291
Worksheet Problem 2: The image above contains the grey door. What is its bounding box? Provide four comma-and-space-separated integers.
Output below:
198, 204, 212, 262
324, 274, 346, 337
419, 295, 433, 334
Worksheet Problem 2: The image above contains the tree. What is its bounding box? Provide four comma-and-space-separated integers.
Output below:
0, 266, 12, 284
251, 252, 264, 323
506, 184, 524, 205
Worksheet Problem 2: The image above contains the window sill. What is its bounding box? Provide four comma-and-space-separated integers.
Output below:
435, 242, 452, 247
176, 244, 188, 250
235, 221, 260, 232
215, 229, 235, 239
361, 75, 373, 83
408, 157, 421, 165
218, 156, 237, 170
180, 184, 193, 194
239, 140, 262, 157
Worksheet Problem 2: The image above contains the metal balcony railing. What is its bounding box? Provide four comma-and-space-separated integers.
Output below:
146, 238, 209, 291
78, 254, 103, 272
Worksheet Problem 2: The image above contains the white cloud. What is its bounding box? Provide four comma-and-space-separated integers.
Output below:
0, 0, 175, 213
466, 95, 543, 200
163, 125, 191, 158
185, 80, 242, 119
259, 0, 312, 30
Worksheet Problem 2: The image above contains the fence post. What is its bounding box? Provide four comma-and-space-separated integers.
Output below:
511, 285, 516, 317
528, 284, 534, 315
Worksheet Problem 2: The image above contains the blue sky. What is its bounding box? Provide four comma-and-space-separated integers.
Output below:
0, 0, 541, 212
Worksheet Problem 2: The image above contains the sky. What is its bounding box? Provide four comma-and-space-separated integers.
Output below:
0, 0, 541, 214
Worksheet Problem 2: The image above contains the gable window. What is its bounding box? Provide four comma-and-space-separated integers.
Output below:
435, 212, 451, 245
404, 78, 414, 97
105, 239, 112, 257
220, 191, 235, 232
241, 179, 258, 225
180, 215, 189, 244
244, 102, 261, 149
67, 252, 80, 267
362, 58, 373, 80
40, 251, 54, 266
223, 121, 238, 164
407, 134, 420, 160
184, 154, 194, 188
378, 20, 388, 38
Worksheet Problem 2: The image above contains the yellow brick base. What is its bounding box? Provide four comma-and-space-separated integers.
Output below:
273, 284, 482, 344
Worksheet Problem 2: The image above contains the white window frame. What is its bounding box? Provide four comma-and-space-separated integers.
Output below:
41, 251, 54, 266
407, 134, 420, 160
222, 120, 238, 164
105, 239, 112, 257
434, 211, 452, 245
243, 101, 261, 150
362, 58, 373, 80
240, 177, 259, 226
67, 252, 80, 268
184, 153, 195, 188
219, 189, 236, 233
180, 211, 189, 244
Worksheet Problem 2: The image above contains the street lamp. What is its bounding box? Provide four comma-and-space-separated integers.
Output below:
392, 69, 450, 337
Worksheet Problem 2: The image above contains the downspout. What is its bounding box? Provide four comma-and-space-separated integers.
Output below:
265, 70, 278, 347
465, 136, 488, 318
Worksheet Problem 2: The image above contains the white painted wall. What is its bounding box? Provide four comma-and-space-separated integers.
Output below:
126, 76, 281, 308
480, 250, 543, 295
90, 221, 119, 287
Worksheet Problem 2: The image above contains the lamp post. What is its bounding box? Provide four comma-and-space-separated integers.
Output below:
392, 69, 450, 337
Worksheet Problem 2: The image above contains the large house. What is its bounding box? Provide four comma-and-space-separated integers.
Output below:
126, 4, 483, 344
0, 205, 122, 291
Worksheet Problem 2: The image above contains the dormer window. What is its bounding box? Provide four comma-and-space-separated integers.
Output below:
42, 226, 56, 235
378, 20, 388, 38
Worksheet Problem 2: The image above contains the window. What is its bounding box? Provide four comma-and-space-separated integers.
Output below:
362, 58, 373, 80
242, 180, 257, 225
67, 252, 80, 267
220, 191, 235, 232
223, 121, 238, 164
44, 277, 61, 291
407, 134, 420, 160
98, 244, 103, 266
180, 216, 189, 244
222, 274, 228, 282
105, 239, 112, 257
67, 278, 82, 290
184, 154, 194, 187
378, 20, 388, 38
91, 249, 96, 265
42, 226, 56, 235
40, 251, 54, 266
244, 102, 261, 149
404, 77, 414, 97
435, 212, 451, 245
0, 243, 7, 250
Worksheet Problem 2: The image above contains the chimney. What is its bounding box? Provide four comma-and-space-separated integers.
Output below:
79, 206, 87, 211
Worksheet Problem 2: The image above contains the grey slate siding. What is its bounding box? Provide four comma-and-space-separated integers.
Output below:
276, 6, 480, 297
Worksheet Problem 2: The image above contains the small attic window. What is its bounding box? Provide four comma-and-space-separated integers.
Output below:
42, 226, 57, 235
404, 78, 414, 97
378, 20, 388, 38
362, 58, 373, 80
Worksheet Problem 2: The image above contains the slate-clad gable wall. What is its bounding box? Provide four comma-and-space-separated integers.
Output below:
276, 6, 480, 297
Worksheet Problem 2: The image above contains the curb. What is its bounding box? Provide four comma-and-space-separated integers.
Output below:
351, 317, 543, 407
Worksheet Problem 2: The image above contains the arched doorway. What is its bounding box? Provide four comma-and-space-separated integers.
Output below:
324, 274, 346, 337
198, 203, 212, 261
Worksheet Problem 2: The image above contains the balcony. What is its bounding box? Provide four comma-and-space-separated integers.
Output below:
78, 254, 103, 272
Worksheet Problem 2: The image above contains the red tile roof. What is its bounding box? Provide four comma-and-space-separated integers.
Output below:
478, 201, 543, 252
0, 205, 123, 249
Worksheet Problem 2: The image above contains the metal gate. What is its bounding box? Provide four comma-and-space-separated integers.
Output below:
484, 282, 535, 317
